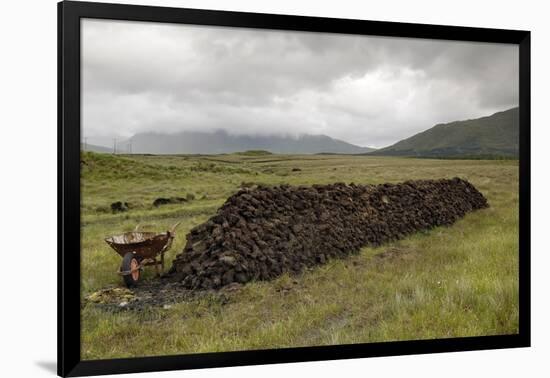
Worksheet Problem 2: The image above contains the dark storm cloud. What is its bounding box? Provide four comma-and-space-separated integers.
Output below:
82, 19, 518, 148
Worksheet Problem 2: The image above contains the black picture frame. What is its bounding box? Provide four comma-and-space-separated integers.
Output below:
58, 1, 531, 376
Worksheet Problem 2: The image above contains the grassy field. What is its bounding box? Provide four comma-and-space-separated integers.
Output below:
80, 151, 519, 360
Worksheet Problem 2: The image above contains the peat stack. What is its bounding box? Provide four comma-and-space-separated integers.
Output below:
170, 178, 488, 289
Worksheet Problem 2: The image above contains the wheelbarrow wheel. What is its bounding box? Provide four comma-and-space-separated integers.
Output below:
121, 252, 141, 287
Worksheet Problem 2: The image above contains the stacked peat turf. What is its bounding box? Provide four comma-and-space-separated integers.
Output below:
170, 178, 488, 289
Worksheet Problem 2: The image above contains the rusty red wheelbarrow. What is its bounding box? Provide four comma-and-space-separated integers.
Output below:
105, 222, 180, 287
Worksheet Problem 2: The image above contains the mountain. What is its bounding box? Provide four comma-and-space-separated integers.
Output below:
81, 143, 111, 153
370, 107, 519, 158
125, 130, 374, 155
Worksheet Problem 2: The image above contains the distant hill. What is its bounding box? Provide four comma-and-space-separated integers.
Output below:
81, 143, 111, 153
235, 150, 273, 156
370, 107, 519, 158
125, 130, 374, 155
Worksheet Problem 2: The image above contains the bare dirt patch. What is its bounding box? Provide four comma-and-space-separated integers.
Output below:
84, 280, 236, 312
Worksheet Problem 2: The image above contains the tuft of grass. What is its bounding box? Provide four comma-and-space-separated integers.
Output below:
81, 153, 519, 360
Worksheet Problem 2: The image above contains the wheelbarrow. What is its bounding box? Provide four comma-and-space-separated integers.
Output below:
105, 222, 180, 287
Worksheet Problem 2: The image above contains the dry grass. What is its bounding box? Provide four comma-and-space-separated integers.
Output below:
80, 152, 518, 359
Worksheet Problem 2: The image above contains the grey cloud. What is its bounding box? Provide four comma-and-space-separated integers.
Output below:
81, 19, 518, 148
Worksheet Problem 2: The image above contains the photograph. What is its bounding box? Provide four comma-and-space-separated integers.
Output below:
79, 18, 520, 360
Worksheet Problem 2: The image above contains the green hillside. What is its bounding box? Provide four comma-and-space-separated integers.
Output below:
371, 107, 519, 158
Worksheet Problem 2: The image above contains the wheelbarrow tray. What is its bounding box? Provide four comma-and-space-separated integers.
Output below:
105, 231, 173, 260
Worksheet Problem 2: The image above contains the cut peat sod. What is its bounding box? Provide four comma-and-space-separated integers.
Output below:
170, 178, 488, 289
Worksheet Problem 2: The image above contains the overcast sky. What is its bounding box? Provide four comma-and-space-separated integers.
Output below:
82, 19, 518, 148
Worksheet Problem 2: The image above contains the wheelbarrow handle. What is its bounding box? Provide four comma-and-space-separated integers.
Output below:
169, 221, 182, 233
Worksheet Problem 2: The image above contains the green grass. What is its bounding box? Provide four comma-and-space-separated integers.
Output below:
80, 152, 519, 359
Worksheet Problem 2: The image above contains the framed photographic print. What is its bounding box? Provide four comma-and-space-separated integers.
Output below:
58, 1, 530, 376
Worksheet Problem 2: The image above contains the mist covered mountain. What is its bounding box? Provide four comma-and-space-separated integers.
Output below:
125, 130, 374, 154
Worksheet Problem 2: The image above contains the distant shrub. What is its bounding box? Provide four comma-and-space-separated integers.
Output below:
111, 201, 130, 213
190, 161, 252, 175
236, 150, 273, 156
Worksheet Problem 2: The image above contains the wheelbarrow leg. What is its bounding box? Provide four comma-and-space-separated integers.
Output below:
154, 258, 160, 277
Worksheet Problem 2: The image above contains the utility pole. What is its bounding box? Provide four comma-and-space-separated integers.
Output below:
113, 138, 117, 154
83, 137, 88, 151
